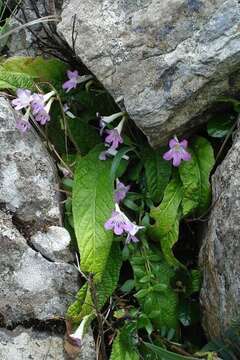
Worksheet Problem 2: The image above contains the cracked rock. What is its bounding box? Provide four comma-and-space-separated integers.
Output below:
200, 127, 240, 339
31, 226, 74, 263
58, 0, 240, 146
0, 210, 79, 327
0, 327, 96, 360
0, 96, 61, 226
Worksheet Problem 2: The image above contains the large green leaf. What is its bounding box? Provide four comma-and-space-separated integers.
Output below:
67, 117, 101, 155
149, 175, 183, 266
72, 145, 114, 281
110, 325, 140, 360
67, 244, 122, 324
142, 146, 172, 204
131, 248, 179, 331
0, 68, 36, 90
179, 137, 214, 216
2, 56, 67, 87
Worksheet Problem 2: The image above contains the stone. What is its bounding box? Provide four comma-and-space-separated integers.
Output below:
58, 0, 240, 146
0, 210, 79, 327
0, 96, 61, 226
0, 327, 96, 360
199, 126, 240, 339
31, 226, 74, 263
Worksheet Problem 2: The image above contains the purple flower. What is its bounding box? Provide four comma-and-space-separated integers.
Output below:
35, 109, 50, 125
105, 129, 123, 150
11, 89, 32, 110
63, 70, 79, 92
97, 112, 124, 134
115, 179, 130, 203
16, 118, 31, 133
104, 204, 144, 243
163, 137, 191, 167
104, 210, 133, 235
31, 93, 45, 114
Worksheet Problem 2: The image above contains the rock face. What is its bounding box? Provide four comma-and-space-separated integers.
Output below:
0, 96, 61, 226
200, 127, 240, 339
58, 0, 240, 146
0, 327, 96, 360
0, 210, 78, 327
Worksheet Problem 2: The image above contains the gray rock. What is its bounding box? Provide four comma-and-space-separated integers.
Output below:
0, 210, 79, 327
58, 0, 240, 146
199, 127, 240, 339
0, 327, 96, 360
31, 226, 74, 263
0, 96, 61, 226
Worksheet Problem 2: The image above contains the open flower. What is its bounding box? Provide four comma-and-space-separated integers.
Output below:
63, 70, 79, 92
115, 179, 130, 203
31, 91, 55, 125
11, 89, 32, 110
163, 137, 191, 167
105, 129, 123, 150
105, 204, 144, 243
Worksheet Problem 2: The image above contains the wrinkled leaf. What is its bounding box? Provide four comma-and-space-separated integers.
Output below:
142, 146, 172, 204
0, 67, 36, 90
72, 145, 114, 280
2, 56, 67, 87
67, 244, 122, 324
110, 325, 139, 360
149, 175, 183, 266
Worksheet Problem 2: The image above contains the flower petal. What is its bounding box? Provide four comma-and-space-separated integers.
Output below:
163, 149, 174, 161
169, 138, 178, 148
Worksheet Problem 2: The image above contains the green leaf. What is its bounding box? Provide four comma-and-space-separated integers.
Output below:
142, 146, 172, 204
207, 116, 234, 138
149, 175, 183, 266
67, 243, 122, 324
0, 67, 36, 90
179, 137, 214, 216
110, 326, 139, 360
191, 137, 214, 214
2, 56, 67, 87
72, 145, 114, 281
110, 146, 133, 181
121, 279, 135, 293
131, 248, 179, 332
143, 342, 199, 360
67, 117, 101, 155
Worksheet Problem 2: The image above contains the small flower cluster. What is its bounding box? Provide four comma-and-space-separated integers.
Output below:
97, 112, 125, 160
105, 179, 143, 244
11, 89, 56, 133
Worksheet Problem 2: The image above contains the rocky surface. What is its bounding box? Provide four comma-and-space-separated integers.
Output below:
0, 327, 96, 360
58, 0, 240, 146
0, 96, 61, 226
0, 210, 78, 327
31, 226, 74, 263
200, 126, 240, 339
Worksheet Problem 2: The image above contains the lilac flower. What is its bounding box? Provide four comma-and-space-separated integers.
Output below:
105, 129, 123, 150
104, 204, 144, 243
115, 179, 130, 203
16, 117, 31, 133
31, 91, 55, 125
11, 89, 32, 110
63, 70, 79, 92
163, 137, 191, 167
104, 208, 133, 235
31, 93, 45, 114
